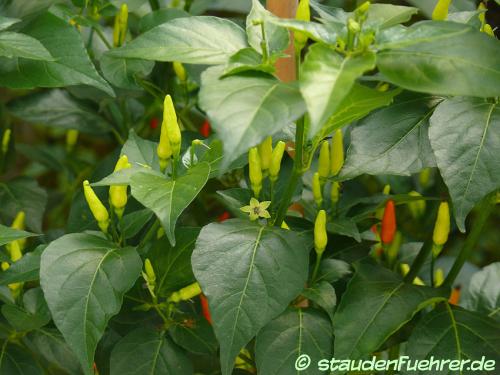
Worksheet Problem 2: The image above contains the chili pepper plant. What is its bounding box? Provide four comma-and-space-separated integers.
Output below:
0, 0, 499, 374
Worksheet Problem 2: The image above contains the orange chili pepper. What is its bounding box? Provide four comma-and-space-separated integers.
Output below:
217, 211, 231, 222
449, 286, 461, 306
381, 199, 396, 244
200, 120, 211, 138
200, 294, 212, 324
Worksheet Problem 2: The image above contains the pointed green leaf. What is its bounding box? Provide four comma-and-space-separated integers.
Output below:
170, 318, 218, 356
199, 66, 305, 168
110, 328, 193, 375
332, 263, 448, 360
376, 21, 500, 98
100, 52, 154, 90
192, 219, 310, 375
300, 45, 376, 139
0, 224, 38, 247
0, 344, 43, 374
2, 288, 51, 331
110, 16, 247, 65
255, 308, 333, 375
0, 246, 43, 285
429, 97, 500, 232
130, 163, 210, 246
302, 282, 337, 322
40, 233, 142, 374
341, 94, 437, 179
0, 31, 53, 60
462, 263, 500, 321
404, 307, 500, 374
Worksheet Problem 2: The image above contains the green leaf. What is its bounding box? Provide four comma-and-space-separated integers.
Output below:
199, 66, 305, 168
2, 288, 51, 331
300, 45, 376, 139
0, 224, 38, 247
0, 12, 113, 96
0, 344, 43, 374
28, 328, 82, 374
149, 228, 200, 296
365, 4, 418, 29
8, 89, 112, 134
340, 94, 437, 180
316, 258, 352, 284
246, 0, 289, 57
255, 308, 333, 375
462, 263, 500, 321
404, 307, 500, 374
0, 177, 48, 233
223, 48, 274, 77
170, 318, 218, 356
0, 31, 53, 60
110, 16, 247, 65
0, 245, 44, 285
268, 18, 338, 45
0, 16, 20, 31
332, 263, 448, 360
302, 282, 337, 322
192, 219, 310, 375
100, 53, 154, 90
40, 233, 142, 374
130, 163, 210, 246
313, 83, 399, 143
139, 8, 190, 33
120, 209, 154, 240
429, 97, 500, 232
376, 21, 500, 98
327, 219, 361, 242
110, 328, 193, 375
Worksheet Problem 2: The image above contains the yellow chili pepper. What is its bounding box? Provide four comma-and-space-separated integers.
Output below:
312, 172, 322, 207
433, 201, 450, 246
269, 141, 285, 183
113, 3, 128, 47
170, 282, 202, 303
2, 129, 11, 154
330, 181, 340, 205
314, 210, 327, 254
164, 95, 182, 158
330, 129, 344, 176
478, 2, 487, 25
249, 147, 263, 197
483, 24, 494, 37
258, 136, 273, 171
419, 168, 431, 188
7, 211, 26, 252
173, 61, 187, 82
66, 129, 79, 152
400, 264, 425, 286
109, 155, 131, 218
318, 140, 330, 180
294, 0, 310, 50
434, 268, 444, 287
432, 0, 451, 21
83, 180, 109, 233
407, 191, 426, 219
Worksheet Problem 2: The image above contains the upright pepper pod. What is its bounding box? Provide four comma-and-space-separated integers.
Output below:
109, 155, 131, 218
9, 211, 26, 251
478, 2, 487, 25
113, 3, 128, 47
434, 268, 444, 287
318, 140, 330, 180
407, 191, 426, 218
83, 180, 109, 233
330, 129, 344, 176
314, 210, 327, 255
66, 129, 79, 152
173, 61, 187, 82
200, 294, 212, 324
1, 129, 11, 154
330, 181, 340, 205
258, 136, 273, 171
163, 95, 182, 159
381, 199, 396, 244
432, 201, 450, 257
312, 172, 322, 207
419, 168, 431, 188
269, 141, 285, 183
249, 147, 263, 197
294, 0, 310, 50
170, 282, 202, 303
432, 0, 451, 21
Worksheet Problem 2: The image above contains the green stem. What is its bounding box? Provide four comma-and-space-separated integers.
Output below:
443, 196, 495, 288
311, 251, 323, 284
259, 22, 269, 64
404, 238, 433, 284
148, 0, 160, 10
93, 26, 112, 49
138, 220, 160, 248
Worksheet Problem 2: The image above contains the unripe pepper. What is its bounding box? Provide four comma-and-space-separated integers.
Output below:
249, 147, 263, 197
8, 211, 26, 251
419, 168, 431, 188
1, 129, 11, 154
163, 95, 182, 159
381, 199, 396, 244
258, 136, 273, 171
312, 172, 322, 207
109, 155, 131, 218
432, 0, 451, 21
314, 210, 327, 254
433, 201, 450, 246
434, 268, 444, 287
318, 140, 330, 180
113, 3, 128, 47
400, 264, 425, 286
173, 61, 187, 82
170, 282, 202, 303
200, 294, 212, 324
478, 2, 487, 25
407, 191, 426, 218
294, 0, 310, 50
483, 24, 494, 37
269, 141, 285, 183
83, 180, 109, 233
66, 129, 79, 152
330, 129, 344, 176
144, 258, 156, 285
330, 181, 340, 204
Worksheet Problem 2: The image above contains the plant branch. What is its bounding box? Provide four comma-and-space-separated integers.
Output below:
404, 238, 433, 284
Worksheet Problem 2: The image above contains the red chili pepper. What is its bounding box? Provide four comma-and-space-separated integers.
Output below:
449, 286, 461, 305
93, 362, 99, 375
200, 294, 212, 324
381, 199, 396, 244
149, 117, 159, 129
217, 211, 231, 222
200, 120, 211, 138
